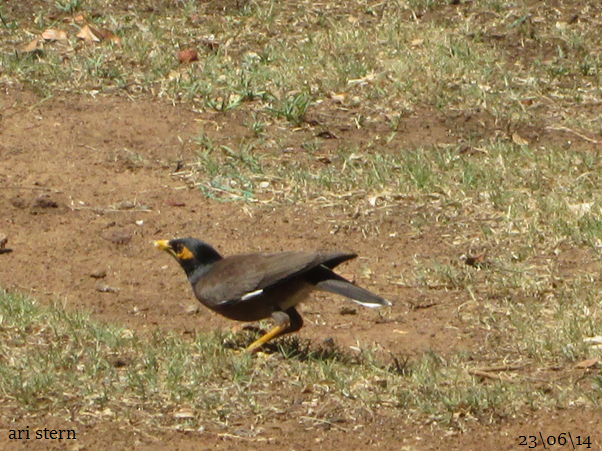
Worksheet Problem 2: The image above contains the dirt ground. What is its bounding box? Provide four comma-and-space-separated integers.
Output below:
1, 87, 601, 449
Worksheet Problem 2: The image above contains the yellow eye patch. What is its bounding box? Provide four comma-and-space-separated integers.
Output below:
176, 246, 194, 260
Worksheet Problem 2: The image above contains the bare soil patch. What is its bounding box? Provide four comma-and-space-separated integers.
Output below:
0, 88, 474, 355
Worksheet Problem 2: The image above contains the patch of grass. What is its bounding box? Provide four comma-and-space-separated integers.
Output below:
267, 91, 312, 126
55, 0, 84, 14
1, 288, 596, 429
1, 1, 601, 136
185, 137, 602, 249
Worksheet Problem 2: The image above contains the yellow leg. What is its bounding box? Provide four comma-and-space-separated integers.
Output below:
246, 324, 287, 352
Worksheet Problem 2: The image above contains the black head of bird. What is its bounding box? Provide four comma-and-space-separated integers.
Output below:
154, 238, 221, 278
154, 238, 391, 351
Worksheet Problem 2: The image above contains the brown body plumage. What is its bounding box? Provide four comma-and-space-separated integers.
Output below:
155, 238, 390, 351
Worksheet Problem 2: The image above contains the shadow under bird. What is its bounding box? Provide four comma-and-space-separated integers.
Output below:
154, 238, 391, 351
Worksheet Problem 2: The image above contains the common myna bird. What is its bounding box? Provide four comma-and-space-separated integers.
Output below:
154, 238, 391, 351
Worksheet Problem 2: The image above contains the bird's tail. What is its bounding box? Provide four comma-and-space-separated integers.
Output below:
317, 278, 391, 308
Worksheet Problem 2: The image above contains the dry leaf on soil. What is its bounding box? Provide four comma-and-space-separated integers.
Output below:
178, 49, 199, 63
464, 251, 488, 268
574, 358, 599, 369
97, 28, 122, 44
74, 13, 87, 24
22, 37, 43, 53
76, 24, 102, 42
512, 132, 529, 145
76, 24, 121, 44
42, 28, 69, 41
330, 92, 347, 103
567, 202, 593, 219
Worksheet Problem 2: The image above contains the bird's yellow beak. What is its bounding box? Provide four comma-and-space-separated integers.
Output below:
154, 240, 194, 260
154, 240, 174, 254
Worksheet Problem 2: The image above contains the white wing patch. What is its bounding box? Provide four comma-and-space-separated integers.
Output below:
349, 299, 391, 308
241, 289, 264, 301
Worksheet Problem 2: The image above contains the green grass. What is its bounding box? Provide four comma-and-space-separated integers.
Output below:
1, 289, 597, 428
186, 139, 602, 254
1, 1, 601, 134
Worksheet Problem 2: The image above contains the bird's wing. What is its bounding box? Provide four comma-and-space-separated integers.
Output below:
195, 251, 354, 306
